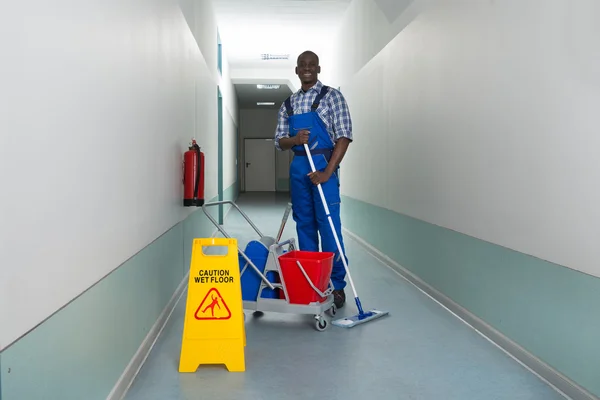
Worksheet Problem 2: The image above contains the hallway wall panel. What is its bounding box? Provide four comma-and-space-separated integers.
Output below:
0, 0, 239, 398
333, 0, 600, 397
337, 0, 600, 279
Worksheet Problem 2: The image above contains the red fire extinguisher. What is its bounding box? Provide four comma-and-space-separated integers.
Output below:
183, 139, 205, 207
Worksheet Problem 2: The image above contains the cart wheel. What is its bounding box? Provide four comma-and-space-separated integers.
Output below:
327, 304, 337, 317
315, 316, 328, 332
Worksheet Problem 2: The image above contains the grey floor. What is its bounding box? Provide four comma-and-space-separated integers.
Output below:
123, 192, 566, 400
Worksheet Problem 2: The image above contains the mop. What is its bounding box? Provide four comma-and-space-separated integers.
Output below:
276, 202, 292, 243
303, 144, 389, 328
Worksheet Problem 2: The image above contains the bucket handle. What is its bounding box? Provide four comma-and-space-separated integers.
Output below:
295, 260, 333, 299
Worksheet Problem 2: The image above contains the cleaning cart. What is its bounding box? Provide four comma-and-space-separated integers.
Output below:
201, 200, 337, 331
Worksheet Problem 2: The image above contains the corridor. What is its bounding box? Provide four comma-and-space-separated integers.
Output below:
2, 1, 599, 400
122, 193, 564, 400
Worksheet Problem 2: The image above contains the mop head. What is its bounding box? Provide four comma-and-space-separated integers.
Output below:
332, 309, 389, 328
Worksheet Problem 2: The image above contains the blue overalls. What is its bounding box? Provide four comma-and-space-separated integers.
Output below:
284, 86, 348, 291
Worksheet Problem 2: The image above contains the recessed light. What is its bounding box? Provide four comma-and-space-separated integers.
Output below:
261, 54, 289, 60
257, 102, 275, 106
257, 84, 281, 90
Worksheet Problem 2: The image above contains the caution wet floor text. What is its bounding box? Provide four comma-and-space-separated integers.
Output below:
179, 238, 246, 373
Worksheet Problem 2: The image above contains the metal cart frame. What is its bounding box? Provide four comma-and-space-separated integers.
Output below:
202, 200, 337, 331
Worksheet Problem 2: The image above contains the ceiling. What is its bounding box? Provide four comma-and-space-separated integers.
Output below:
235, 83, 293, 110
213, 0, 351, 67
213, 0, 352, 108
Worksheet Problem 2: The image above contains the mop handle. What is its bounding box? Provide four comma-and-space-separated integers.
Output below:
276, 202, 292, 243
303, 144, 361, 304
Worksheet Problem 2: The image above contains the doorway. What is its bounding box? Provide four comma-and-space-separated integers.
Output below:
244, 138, 276, 192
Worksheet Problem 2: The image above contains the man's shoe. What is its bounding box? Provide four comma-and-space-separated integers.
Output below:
333, 289, 345, 308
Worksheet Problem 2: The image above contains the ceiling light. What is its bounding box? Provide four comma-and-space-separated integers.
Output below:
261, 54, 289, 60
257, 102, 275, 106
257, 84, 281, 90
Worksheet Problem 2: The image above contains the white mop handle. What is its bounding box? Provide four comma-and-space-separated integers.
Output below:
303, 143, 359, 299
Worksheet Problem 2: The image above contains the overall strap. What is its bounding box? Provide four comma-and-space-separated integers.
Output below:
311, 85, 330, 111
284, 96, 294, 116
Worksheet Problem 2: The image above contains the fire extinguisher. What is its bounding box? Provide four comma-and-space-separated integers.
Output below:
183, 138, 205, 207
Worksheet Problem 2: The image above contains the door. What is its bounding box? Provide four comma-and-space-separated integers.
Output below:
244, 138, 276, 191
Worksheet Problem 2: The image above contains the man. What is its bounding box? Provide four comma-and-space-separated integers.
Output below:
274, 50, 353, 309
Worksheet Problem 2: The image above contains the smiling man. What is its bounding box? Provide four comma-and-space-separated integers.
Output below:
274, 50, 353, 309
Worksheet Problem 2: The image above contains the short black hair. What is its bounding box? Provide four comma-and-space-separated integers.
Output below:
297, 50, 319, 65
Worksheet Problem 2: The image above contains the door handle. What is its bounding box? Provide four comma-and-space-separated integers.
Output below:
246, 162, 251, 168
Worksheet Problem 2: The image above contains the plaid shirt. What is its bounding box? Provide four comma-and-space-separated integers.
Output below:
274, 80, 353, 150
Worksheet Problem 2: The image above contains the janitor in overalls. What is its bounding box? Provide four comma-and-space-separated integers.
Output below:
274, 50, 353, 309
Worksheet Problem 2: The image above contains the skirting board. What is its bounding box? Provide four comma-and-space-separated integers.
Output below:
106, 272, 189, 400
343, 228, 599, 400
107, 204, 234, 400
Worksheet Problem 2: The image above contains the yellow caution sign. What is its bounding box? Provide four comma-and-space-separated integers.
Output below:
179, 237, 246, 373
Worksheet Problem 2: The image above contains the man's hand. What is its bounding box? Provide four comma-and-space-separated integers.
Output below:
277, 130, 310, 150
306, 137, 351, 186
307, 170, 332, 185
294, 130, 310, 146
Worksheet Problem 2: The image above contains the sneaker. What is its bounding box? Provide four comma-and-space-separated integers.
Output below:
333, 289, 345, 308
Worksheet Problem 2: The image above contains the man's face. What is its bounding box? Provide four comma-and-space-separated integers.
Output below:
295, 53, 320, 86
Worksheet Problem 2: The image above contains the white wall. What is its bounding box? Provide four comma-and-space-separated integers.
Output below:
334, 0, 600, 278
223, 101, 238, 190
0, 0, 237, 350
239, 109, 279, 139
238, 109, 291, 192
330, 0, 429, 89
219, 45, 239, 192
181, 0, 239, 192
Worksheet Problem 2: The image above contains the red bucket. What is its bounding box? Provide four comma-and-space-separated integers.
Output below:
278, 250, 334, 304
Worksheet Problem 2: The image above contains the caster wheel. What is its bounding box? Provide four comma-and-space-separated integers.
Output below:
327, 304, 337, 317
315, 316, 328, 332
